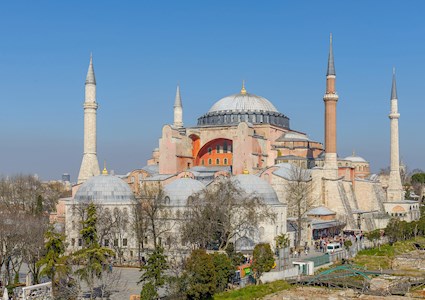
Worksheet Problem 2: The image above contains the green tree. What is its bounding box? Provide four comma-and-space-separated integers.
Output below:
211, 253, 233, 292
139, 246, 168, 300
36, 226, 69, 297
224, 243, 245, 268
184, 249, 216, 300
385, 218, 402, 244
73, 203, 114, 299
411, 173, 425, 202
365, 229, 381, 248
275, 234, 290, 249
252, 243, 275, 281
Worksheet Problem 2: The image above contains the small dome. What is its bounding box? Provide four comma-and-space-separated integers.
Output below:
164, 178, 205, 207
344, 155, 367, 163
307, 206, 336, 216
208, 93, 278, 114
74, 175, 135, 204
232, 174, 280, 205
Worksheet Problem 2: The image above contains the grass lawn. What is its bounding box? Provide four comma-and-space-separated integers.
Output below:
214, 280, 291, 300
352, 237, 425, 270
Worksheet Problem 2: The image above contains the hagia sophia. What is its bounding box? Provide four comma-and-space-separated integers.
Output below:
53, 35, 420, 259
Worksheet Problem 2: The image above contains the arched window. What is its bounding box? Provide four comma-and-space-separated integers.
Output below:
224, 158, 228, 165
208, 147, 212, 155
208, 158, 212, 165
259, 227, 265, 240
165, 196, 170, 205
216, 158, 220, 165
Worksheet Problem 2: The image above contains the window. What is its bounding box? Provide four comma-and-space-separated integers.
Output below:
216, 158, 220, 165
229, 145, 232, 152
223, 142, 228, 153
208, 147, 212, 155
78, 239, 82, 247
114, 239, 118, 247
123, 238, 128, 247
216, 145, 220, 153
104, 239, 109, 247
144, 236, 148, 244
224, 158, 228, 165
201, 159, 204, 165
208, 158, 212, 165
71, 238, 75, 246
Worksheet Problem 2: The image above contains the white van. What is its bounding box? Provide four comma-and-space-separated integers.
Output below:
326, 242, 342, 253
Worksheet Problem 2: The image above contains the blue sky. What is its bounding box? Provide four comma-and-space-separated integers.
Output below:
0, 1, 424, 181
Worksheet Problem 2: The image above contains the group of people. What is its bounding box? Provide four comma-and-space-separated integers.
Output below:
314, 232, 364, 253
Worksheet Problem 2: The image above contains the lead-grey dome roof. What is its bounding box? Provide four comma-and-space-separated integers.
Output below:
164, 178, 205, 207
208, 93, 278, 114
74, 175, 135, 204
232, 174, 281, 205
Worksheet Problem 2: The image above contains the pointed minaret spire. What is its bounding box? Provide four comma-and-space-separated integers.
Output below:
391, 67, 398, 100
387, 68, 403, 201
174, 84, 182, 107
78, 54, 101, 184
327, 33, 336, 76
173, 84, 183, 128
85, 53, 96, 85
323, 34, 339, 177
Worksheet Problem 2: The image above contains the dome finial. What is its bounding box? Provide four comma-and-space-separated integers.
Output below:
102, 161, 108, 175
242, 161, 249, 174
240, 80, 247, 95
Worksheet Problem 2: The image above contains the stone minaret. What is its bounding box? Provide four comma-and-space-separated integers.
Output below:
173, 84, 183, 128
387, 69, 404, 201
77, 55, 100, 184
323, 34, 339, 177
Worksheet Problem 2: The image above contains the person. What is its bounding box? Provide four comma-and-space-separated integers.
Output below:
304, 248, 308, 256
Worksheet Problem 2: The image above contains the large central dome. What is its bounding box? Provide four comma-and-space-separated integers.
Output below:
197, 84, 290, 129
208, 93, 278, 114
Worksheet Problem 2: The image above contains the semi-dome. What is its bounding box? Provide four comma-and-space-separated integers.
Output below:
197, 85, 290, 129
208, 93, 278, 114
164, 178, 205, 207
74, 175, 135, 204
232, 174, 281, 205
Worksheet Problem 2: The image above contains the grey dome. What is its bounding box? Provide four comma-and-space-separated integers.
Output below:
232, 174, 280, 205
197, 90, 290, 129
208, 93, 278, 114
164, 178, 205, 207
75, 175, 135, 204
344, 155, 367, 163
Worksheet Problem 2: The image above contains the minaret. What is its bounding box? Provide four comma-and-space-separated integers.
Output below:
77, 54, 101, 184
173, 85, 183, 128
387, 69, 404, 201
323, 34, 339, 177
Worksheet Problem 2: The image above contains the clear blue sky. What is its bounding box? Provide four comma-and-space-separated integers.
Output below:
0, 1, 424, 181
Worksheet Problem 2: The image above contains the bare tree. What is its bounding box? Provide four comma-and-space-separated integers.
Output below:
131, 199, 149, 264
22, 215, 49, 284
96, 269, 128, 300
181, 178, 273, 251
138, 183, 170, 249
285, 165, 315, 248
